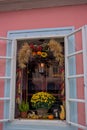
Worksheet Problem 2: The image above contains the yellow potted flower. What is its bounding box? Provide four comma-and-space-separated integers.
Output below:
31, 92, 55, 115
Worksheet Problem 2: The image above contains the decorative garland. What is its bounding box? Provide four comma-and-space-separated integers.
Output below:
18, 39, 64, 69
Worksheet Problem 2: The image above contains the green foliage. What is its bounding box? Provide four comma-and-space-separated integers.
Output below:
18, 101, 29, 112
31, 92, 55, 109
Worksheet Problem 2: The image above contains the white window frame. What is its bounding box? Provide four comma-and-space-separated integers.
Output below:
0, 37, 16, 122
65, 26, 87, 129
0, 26, 87, 130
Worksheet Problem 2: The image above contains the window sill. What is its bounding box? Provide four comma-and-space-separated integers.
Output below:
12, 119, 67, 126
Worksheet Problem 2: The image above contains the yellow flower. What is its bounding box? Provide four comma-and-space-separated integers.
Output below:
31, 92, 55, 109
41, 52, 47, 58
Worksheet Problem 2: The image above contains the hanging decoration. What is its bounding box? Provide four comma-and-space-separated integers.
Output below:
18, 39, 64, 69
16, 68, 22, 104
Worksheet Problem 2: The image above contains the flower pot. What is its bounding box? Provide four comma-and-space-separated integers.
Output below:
20, 111, 27, 118
37, 108, 48, 116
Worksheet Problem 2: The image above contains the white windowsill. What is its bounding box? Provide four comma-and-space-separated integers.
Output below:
12, 119, 67, 126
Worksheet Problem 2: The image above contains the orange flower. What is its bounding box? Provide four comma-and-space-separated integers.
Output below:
32, 52, 36, 56
37, 51, 42, 55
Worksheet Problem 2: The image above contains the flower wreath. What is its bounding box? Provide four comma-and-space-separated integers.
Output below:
18, 39, 64, 69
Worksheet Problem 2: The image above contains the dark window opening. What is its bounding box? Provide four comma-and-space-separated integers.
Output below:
15, 38, 66, 120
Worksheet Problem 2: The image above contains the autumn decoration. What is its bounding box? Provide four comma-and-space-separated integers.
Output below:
18, 39, 64, 69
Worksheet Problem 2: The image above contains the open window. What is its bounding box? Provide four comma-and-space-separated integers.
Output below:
65, 26, 87, 129
0, 37, 16, 122
0, 26, 87, 130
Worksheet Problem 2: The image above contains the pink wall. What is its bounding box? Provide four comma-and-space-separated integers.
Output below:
0, 4, 87, 36
0, 4, 87, 130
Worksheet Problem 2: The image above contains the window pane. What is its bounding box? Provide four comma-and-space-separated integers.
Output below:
69, 102, 86, 126
15, 39, 65, 120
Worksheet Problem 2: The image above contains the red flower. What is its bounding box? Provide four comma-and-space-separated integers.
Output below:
38, 45, 42, 51
30, 44, 34, 49
34, 46, 38, 52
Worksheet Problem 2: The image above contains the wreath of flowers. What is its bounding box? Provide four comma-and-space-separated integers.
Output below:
18, 39, 64, 69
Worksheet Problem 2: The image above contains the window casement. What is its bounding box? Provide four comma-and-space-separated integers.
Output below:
0, 26, 87, 130
65, 26, 87, 129
0, 38, 16, 121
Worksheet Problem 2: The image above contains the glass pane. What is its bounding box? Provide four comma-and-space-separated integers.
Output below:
15, 38, 66, 120
7, 41, 13, 57
0, 59, 6, 77
76, 53, 84, 75
69, 77, 84, 99
68, 36, 75, 54
69, 102, 86, 126
0, 79, 4, 98
68, 31, 83, 54
69, 78, 77, 99
68, 56, 76, 75
0, 100, 10, 120
69, 102, 78, 123
0, 79, 10, 98
0, 39, 12, 77
68, 52, 84, 76
0, 59, 11, 77
4, 100, 10, 119
0, 40, 6, 57
0, 100, 4, 120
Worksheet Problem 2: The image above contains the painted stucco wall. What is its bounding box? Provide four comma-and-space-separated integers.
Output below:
0, 4, 87, 130
0, 4, 87, 36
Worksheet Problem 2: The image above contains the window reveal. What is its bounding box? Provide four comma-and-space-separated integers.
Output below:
15, 39, 65, 120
